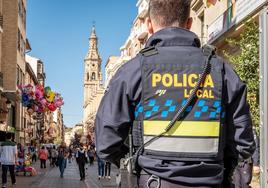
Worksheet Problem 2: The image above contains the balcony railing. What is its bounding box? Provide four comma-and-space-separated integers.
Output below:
207, 5, 234, 43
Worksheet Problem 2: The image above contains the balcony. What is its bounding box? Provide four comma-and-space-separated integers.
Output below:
207, 5, 233, 43
137, 24, 148, 41
137, 0, 149, 18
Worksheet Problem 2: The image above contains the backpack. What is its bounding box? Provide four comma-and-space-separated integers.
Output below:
51, 149, 58, 158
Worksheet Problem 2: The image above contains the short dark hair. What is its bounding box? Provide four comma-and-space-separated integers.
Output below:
149, 0, 191, 27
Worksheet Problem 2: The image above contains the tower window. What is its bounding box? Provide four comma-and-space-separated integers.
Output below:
87, 73, 90, 81
91, 72, 96, 80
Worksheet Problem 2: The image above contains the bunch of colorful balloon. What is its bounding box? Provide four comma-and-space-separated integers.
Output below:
18, 84, 64, 114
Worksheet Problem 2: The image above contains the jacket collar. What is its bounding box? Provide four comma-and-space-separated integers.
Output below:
145, 27, 201, 48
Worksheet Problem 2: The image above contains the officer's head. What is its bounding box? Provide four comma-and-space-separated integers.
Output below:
146, 0, 192, 34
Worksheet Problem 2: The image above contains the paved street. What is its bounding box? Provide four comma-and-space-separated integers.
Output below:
1, 160, 118, 188
85, 162, 118, 188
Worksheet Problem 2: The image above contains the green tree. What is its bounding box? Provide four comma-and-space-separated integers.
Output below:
223, 21, 260, 131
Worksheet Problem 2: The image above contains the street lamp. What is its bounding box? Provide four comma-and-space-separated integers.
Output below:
5, 100, 12, 133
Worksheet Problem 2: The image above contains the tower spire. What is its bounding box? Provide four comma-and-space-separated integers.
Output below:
85, 24, 100, 60
90, 21, 96, 39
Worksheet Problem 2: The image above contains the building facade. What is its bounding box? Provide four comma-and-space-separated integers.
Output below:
0, 0, 27, 143
24, 61, 38, 145
25, 55, 47, 145
42, 108, 64, 144
105, 0, 149, 86
0, 0, 5, 141
0, 0, 3, 91
190, 0, 268, 53
57, 107, 64, 143
83, 27, 104, 137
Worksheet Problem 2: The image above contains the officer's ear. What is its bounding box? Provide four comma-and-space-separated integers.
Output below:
146, 17, 154, 34
186, 17, 193, 30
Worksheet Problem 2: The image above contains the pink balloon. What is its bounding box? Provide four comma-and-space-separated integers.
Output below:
40, 98, 47, 106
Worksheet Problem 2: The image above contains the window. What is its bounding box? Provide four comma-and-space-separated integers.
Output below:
17, 29, 20, 51
24, 118, 26, 129
0, 15, 3, 31
37, 63, 42, 73
16, 66, 23, 85
16, 66, 20, 85
87, 72, 89, 81
8, 106, 16, 128
18, 0, 26, 29
17, 29, 25, 55
91, 72, 96, 80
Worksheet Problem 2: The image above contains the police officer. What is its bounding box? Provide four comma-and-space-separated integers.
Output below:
95, 0, 255, 187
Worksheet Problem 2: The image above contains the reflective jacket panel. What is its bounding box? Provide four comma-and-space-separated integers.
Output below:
138, 46, 224, 160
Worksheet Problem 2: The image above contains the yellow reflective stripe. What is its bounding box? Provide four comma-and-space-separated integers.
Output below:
143, 121, 220, 137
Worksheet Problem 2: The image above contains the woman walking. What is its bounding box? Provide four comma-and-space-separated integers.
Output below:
57, 142, 69, 178
38, 146, 48, 168
75, 144, 88, 181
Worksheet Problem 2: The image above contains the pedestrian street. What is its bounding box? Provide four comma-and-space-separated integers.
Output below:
1, 160, 119, 188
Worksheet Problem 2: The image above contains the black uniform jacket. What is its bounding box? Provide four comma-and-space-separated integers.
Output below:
95, 28, 255, 185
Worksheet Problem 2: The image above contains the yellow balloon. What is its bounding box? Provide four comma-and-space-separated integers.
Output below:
46, 91, 55, 103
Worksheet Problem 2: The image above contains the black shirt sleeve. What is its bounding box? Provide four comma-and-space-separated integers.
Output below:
224, 62, 256, 160
95, 61, 138, 167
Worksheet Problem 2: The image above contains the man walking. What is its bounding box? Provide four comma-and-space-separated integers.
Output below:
75, 144, 88, 181
0, 133, 17, 188
95, 0, 255, 187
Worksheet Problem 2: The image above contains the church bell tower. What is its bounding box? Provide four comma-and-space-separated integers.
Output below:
83, 26, 103, 106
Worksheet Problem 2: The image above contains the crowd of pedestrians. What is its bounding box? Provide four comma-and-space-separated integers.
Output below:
1, 134, 139, 187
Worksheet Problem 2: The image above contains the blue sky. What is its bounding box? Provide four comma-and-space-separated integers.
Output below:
27, 0, 137, 127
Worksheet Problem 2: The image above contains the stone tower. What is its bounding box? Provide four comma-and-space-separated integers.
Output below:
83, 26, 104, 137
84, 26, 102, 97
